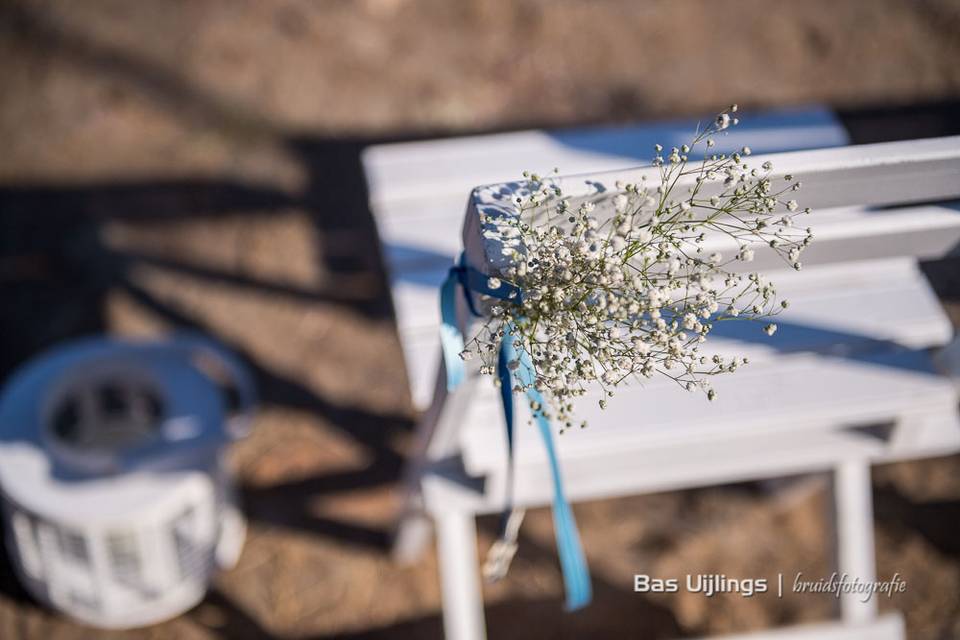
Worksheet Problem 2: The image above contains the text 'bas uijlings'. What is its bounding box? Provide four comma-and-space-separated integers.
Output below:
634, 574, 769, 597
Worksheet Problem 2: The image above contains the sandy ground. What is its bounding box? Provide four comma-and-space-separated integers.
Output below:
1, 1, 960, 638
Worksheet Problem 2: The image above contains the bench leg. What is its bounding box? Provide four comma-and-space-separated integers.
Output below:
394, 357, 480, 564
834, 460, 879, 624
436, 511, 486, 640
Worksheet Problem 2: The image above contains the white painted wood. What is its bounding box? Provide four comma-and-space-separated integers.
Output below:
746, 259, 952, 352
392, 363, 481, 563
395, 256, 952, 407
365, 112, 958, 640
425, 389, 960, 513
834, 462, 878, 624
393, 290, 484, 563
421, 429, 883, 516
435, 511, 486, 640
385, 202, 960, 343
464, 136, 960, 276
380, 200, 960, 301
688, 613, 904, 640
382, 198, 960, 280
460, 351, 959, 476
364, 106, 849, 208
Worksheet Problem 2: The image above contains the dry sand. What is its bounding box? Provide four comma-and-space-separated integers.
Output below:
1, 1, 959, 637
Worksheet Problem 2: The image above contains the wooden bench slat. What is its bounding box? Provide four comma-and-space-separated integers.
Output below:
384, 203, 960, 342
458, 350, 959, 478
426, 389, 959, 511
396, 256, 951, 408
379, 200, 960, 291
463, 136, 960, 274
422, 428, 887, 512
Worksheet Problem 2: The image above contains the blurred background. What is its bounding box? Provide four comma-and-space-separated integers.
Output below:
1, 0, 960, 638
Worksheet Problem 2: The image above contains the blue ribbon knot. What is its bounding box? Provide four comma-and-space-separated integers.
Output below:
439, 254, 592, 611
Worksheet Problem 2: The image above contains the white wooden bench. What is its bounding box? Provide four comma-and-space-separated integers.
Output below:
361, 107, 960, 640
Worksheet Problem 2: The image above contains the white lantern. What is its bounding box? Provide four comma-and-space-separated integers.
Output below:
0, 335, 255, 629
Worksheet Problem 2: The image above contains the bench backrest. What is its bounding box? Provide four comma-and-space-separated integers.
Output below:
463, 136, 960, 278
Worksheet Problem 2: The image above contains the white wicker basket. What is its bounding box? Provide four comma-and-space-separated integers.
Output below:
0, 336, 256, 629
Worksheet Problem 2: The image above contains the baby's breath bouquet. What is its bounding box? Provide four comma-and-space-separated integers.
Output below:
462, 106, 811, 431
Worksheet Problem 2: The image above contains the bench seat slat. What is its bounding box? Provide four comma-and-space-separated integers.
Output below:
424, 429, 876, 514
458, 350, 960, 479
426, 397, 959, 513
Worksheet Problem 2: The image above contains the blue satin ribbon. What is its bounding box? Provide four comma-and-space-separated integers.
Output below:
440, 255, 522, 391
439, 255, 593, 611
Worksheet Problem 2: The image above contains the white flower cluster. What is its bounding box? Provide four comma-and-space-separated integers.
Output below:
463, 106, 812, 432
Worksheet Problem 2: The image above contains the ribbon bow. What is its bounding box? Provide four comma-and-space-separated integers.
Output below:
439, 254, 592, 611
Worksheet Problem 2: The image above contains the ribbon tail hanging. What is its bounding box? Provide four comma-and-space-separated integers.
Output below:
481, 329, 523, 582
436, 257, 592, 610
505, 326, 593, 610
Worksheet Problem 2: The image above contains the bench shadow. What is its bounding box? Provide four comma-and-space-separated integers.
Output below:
0, 8, 415, 624
874, 485, 960, 558
3, 3, 960, 636
188, 582, 681, 640
174, 510, 684, 639
325, 586, 681, 640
